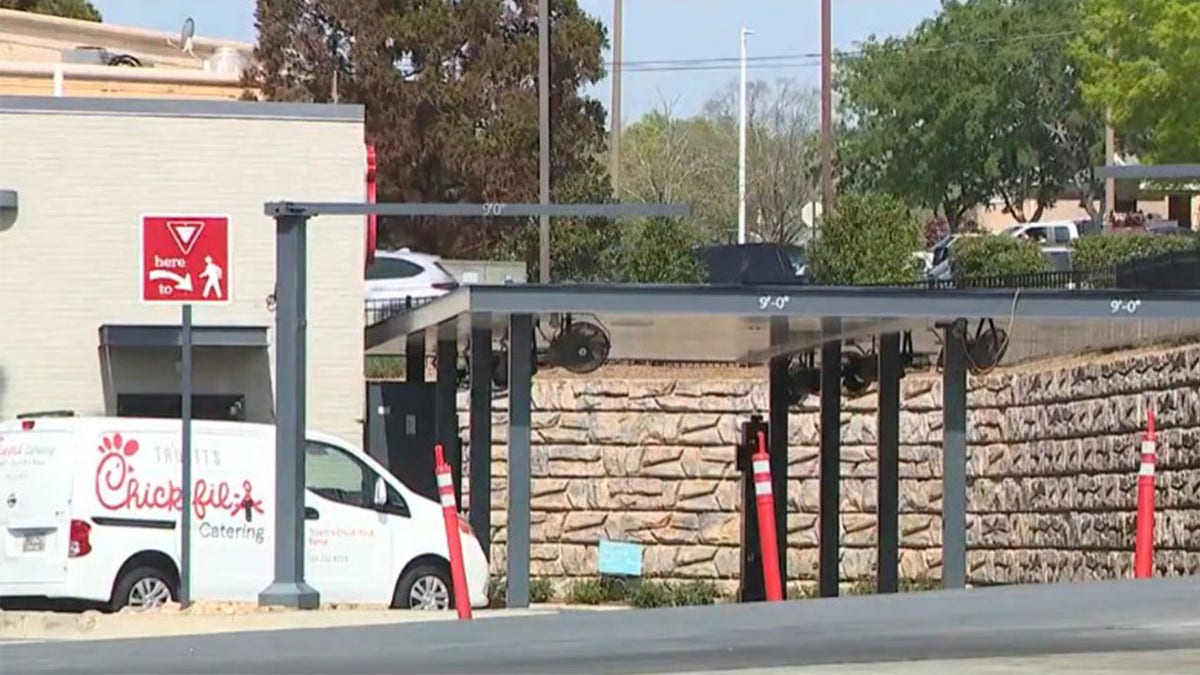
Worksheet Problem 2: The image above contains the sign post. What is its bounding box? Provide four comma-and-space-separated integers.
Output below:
140, 214, 231, 607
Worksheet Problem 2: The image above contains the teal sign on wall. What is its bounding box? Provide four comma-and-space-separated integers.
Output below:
598, 539, 643, 577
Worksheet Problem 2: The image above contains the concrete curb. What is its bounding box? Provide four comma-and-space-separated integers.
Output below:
0, 606, 558, 642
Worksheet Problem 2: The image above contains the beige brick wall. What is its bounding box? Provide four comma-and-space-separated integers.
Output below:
459, 345, 1200, 594
0, 100, 365, 445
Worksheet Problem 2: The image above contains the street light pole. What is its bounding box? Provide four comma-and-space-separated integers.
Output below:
738, 27, 753, 245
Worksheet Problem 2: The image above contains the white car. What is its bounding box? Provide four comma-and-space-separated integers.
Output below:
365, 249, 460, 305
0, 416, 489, 612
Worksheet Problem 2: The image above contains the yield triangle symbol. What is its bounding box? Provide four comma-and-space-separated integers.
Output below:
167, 220, 205, 256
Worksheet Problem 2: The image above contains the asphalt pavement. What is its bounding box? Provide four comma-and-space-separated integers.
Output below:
4, 576, 1200, 674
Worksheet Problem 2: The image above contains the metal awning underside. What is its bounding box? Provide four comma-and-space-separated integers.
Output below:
365, 284, 1200, 366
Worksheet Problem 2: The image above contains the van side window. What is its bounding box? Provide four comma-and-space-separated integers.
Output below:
304, 441, 408, 516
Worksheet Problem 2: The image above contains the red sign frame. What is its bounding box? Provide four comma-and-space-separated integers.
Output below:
140, 214, 232, 304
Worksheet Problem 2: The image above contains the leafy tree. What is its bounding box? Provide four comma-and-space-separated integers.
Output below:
1074, 0, 1200, 162
837, 0, 1102, 229
703, 79, 821, 245
618, 102, 732, 244
807, 193, 923, 285
622, 217, 705, 283
620, 79, 821, 246
248, 0, 613, 269
950, 235, 1048, 279
0, 0, 101, 21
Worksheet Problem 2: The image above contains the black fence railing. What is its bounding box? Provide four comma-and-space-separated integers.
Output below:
365, 296, 437, 326
1115, 249, 1200, 290
883, 268, 1117, 290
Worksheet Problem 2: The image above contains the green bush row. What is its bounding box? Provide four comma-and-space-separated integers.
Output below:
1071, 230, 1198, 270
951, 235, 1048, 278
488, 574, 941, 609
949, 230, 1199, 280
487, 575, 721, 609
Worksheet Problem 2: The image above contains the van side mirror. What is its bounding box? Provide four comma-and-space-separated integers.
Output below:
373, 476, 387, 507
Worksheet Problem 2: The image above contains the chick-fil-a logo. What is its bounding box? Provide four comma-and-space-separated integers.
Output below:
94, 433, 264, 520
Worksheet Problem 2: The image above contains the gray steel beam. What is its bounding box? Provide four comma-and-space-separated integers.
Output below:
179, 304, 193, 607
435, 320, 458, 479
406, 331, 426, 383
818, 319, 842, 598
1096, 164, 1200, 180
506, 313, 534, 608
259, 214, 319, 609
942, 320, 968, 590
264, 202, 690, 219
767, 354, 790, 596
466, 284, 1192, 321
468, 316, 494, 559
876, 332, 901, 594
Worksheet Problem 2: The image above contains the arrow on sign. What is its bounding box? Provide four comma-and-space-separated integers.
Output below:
149, 270, 194, 292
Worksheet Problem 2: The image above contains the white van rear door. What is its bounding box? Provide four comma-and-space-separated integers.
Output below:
0, 426, 75, 584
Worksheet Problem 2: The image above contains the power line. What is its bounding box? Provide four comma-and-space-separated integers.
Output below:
608, 28, 1085, 74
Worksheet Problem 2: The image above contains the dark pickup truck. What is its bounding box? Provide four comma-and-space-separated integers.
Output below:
696, 243, 807, 285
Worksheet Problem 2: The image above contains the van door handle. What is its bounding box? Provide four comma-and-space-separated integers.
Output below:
304, 507, 320, 520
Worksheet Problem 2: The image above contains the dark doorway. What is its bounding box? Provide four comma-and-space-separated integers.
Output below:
117, 394, 246, 421
364, 381, 461, 504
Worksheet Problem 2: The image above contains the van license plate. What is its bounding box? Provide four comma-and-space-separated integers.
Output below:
22, 534, 45, 553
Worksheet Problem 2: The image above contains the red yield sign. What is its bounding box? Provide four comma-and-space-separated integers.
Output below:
141, 215, 231, 303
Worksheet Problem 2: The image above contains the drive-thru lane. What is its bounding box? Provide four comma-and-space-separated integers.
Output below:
5, 577, 1200, 674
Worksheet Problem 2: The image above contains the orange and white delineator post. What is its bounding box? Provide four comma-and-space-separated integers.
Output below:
753, 430, 784, 602
1134, 407, 1157, 579
434, 443, 472, 619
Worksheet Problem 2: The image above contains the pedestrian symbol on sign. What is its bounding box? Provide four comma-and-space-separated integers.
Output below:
200, 255, 224, 299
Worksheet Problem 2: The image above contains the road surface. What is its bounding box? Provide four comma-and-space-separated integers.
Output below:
4, 577, 1200, 674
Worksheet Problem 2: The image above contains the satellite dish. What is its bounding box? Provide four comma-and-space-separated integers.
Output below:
180, 17, 196, 53
167, 17, 197, 56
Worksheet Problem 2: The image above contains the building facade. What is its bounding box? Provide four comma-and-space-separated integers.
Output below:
0, 8, 253, 100
0, 95, 366, 444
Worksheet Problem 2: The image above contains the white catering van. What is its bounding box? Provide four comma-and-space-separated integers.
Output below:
0, 416, 489, 611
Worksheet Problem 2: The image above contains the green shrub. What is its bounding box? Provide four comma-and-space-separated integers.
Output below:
622, 217, 707, 284
565, 578, 606, 605
845, 578, 876, 596
487, 576, 507, 608
808, 192, 925, 285
598, 575, 635, 602
950, 234, 1048, 279
1072, 231, 1198, 271
789, 582, 817, 599
669, 580, 720, 606
529, 577, 555, 603
627, 580, 674, 608
899, 576, 941, 593
488, 576, 556, 606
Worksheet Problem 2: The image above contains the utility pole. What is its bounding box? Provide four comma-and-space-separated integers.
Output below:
819, 0, 833, 222
538, 0, 551, 282
1103, 46, 1117, 224
738, 27, 753, 245
610, 0, 623, 197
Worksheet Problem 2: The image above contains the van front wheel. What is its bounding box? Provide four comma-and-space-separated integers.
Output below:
393, 564, 453, 611
111, 566, 177, 612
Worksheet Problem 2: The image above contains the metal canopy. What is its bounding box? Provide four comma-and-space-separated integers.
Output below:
366, 284, 1200, 366
264, 201, 690, 218
367, 281, 1200, 607
1096, 164, 1200, 180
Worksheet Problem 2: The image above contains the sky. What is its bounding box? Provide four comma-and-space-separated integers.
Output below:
90, 0, 942, 121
